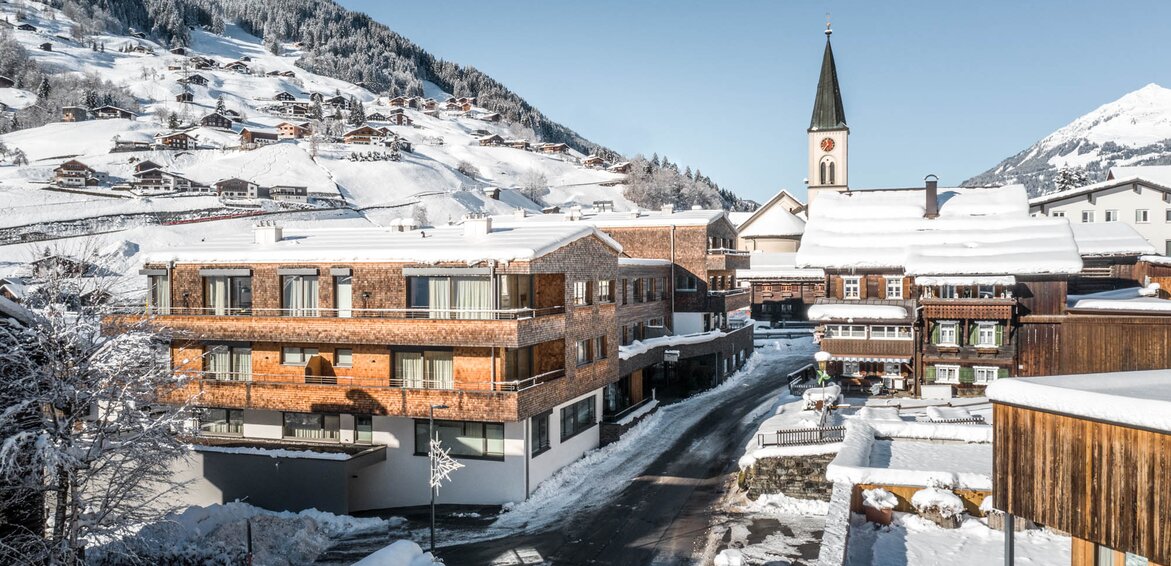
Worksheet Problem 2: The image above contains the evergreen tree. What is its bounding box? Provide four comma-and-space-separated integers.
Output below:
167, 112, 179, 130
36, 77, 50, 101
1053, 165, 1089, 193
346, 95, 365, 125
215, 95, 225, 114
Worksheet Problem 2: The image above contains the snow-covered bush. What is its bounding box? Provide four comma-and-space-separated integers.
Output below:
862, 487, 897, 510
911, 486, 965, 528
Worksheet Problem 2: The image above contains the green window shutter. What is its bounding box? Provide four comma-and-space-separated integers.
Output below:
968, 323, 979, 346
925, 366, 936, 383
995, 324, 1004, 346
959, 366, 975, 384
930, 323, 940, 344
998, 368, 1010, 379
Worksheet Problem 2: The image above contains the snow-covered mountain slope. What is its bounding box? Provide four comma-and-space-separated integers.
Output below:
0, 3, 639, 243
964, 83, 1171, 195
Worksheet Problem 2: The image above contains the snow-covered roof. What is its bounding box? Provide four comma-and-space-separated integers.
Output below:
733, 190, 806, 238
736, 252, 825, 280
493, 207, 728, 229
1108, 165, 1171, 187
1066, 286, 1171, 313
797, 186, 1083, 275
807, 303, 909, 321
1141, 255, 1171, 266
142, 223, 622, 264
913, 275, 1015, 286
1028, 176, 1171, 206
0, 295, 32, 324
618, 258, 672, 267
1069, 222, 1157, 257
986, 370, 1171, 432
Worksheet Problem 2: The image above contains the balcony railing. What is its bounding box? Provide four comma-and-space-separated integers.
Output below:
706, 247, 749, 255
117, 305, 566, 320
756, 425, 846, 448
183, 368, 567, 392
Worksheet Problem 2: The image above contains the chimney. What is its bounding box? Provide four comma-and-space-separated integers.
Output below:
463, 214, 492, 237
253, 221, 283, 244
661, 204, 674, 214
924, 174, 939, 219
513, 208, 528, 220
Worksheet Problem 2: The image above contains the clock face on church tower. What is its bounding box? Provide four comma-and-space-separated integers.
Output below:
820, 137, 835, 152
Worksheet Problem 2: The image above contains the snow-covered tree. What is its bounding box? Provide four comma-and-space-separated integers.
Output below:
214, 95, 226, 114
519, 169, 548, 204
411, 205, 429, 227
1053, 165, 1089, 193
36, 77, 50, 101
0, 245, 190, 563
346, 96, 365, 126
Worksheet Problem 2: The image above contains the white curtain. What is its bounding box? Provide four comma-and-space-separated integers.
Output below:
232, 348, 251, 381
150, 275, 171, 315
425, 351, 454, 389
335, 276, 352, 318
207, 346, 230, 379
397, 352, 424, 388
428, 277, 451, 319
205, 277, 228, 315
282, 276, 319, 316
454, 277, 492, 320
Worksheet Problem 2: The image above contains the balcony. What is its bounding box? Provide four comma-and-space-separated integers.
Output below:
105, 305, 566, 348
920, 298, 1014, 320
707, 288, 751, 312
819, 337, 915, 358
705, 249, 751, 271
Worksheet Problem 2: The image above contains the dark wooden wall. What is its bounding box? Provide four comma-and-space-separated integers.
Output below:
1017, 315, 1171, 377
1014, 278, 1067, 316
994, 403, 1171, 564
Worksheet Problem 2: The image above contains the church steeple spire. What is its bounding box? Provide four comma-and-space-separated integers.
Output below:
809, 22, 847, 132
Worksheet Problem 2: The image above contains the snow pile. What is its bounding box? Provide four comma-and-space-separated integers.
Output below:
806, 303, 908, 321
986, 370, 1171, 432
1067, 285, 1171, 312
861, 488, 897, 510
910, 486, 965, 518
352, 540, 442, 566
924, 406, 972, 422
802, 384, 841, 408
90, 502, 401, 566
826, 420, 993, 491
845, 513, 1071, 566
856, 407, 902, 422
816, 482, 855, 566
748, 493, 831, 516
191, 443, 356, 460
714, 548, 744, 566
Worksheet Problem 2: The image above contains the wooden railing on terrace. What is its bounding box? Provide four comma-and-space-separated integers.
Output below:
755, 425, 846, 448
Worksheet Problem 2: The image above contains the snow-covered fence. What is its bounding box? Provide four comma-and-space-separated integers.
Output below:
756, 425, 846, 448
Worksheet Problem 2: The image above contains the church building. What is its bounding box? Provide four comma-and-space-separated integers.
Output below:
805, 23, 849, 209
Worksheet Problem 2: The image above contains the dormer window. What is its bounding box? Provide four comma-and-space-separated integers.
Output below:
842, 276, 860, 299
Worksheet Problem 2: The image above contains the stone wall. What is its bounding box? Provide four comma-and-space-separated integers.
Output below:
741, 453, 836, 501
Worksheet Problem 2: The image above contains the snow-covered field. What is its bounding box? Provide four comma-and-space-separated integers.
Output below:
846, 513, 1070, 566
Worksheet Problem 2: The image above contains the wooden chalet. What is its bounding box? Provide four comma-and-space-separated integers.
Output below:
132, 168, 199, 192
342, 125, 384, 145
156, 131, 196, 150
129, 45, 152, 54
169, 47, 187, 56
199, 112, 233, 129
214, 178, 262, 199
281, 100, 311, 118
180, 73, 208, 86
581, 155, 605, 168
270, 185, 309, 202
385, 113, 412, 126
93, 106, 136, 120
135, 160, 163, 173
39, 42, 52, 52
366, 112, 388, 122
30, 254, 92, 278
607, 162, 632, 174
277, 121, 310, 139
175, 91, 194, 103
388, 96, 406, 107
274, 91, 296, 102
53, 160, 97, 188
280, 70, 296, 78
406, 97, 421, 109
478, 134, 505, 147
239, 128, 278, 147
16, 23, 37, 32
989, 373, 1171, 566
479, 112, 501, 123
61, 106, 88, 122
325, 95, 348, 108
224, 61, 250, 73
423, 99, 437, 111
129, 31, 146, 39
506, 139, 531, 150
112, 137, 153, 152
0, 75, 14, 89
309, 92, 324, 103
538, 142, 569, 154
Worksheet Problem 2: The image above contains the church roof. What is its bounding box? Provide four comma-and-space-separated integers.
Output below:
809, 28, 847, 132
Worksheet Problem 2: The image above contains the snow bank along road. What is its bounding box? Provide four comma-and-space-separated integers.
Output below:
423, 339, 815, 565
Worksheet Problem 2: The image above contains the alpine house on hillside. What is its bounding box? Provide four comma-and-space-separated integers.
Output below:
796, 179, 1085, 397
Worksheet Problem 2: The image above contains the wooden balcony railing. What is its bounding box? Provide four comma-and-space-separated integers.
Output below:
119, 305, 566, 320
756, 425, 846, 448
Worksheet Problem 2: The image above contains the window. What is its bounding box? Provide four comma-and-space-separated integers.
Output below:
842, 361, 860, 376
203, 275, 252, 315
632, 278, 645, 303
334, 348, 353, 367
560, 396, 596, 441
281, 346, 319, 365
975, 323, 999, 347
598, 279, 614, 303
593, 336, 607, 360
1050, 211, 1065, 218
620, 278, 629, 305
334, 275, 352, 318
1166, 209, 1171, 223
355, 415, 372, 444
842, 276, 860, 299
282, 412, 340, 441
407, 276, 494, 319
934, 365, 960, 384
504, 347, 534, 380
657, 277, 667, 300
1136, 209, 1150, 223
282, 275, 319, 316
883, 362, 901, 376
205, 344, 251, 381
497, 274, 533, 310
648, 317, 665, 327
974, 366, 999, 384
885, 277, 902, 299
415, 419, 504, 460
826, 325, 866, 338
148, 273, 170, 315
938, 285, 958, 299
1105, 209, 1118, 222
394, 350, 453, 389
576, 339, 592, 366
1081, 210, 1094, 223
937, 322, 958, 346
871, 326, 911, 339
645, 277, 656, 302
531, 411, 551, 457
977, 285, 995, 299
675, 273, 698, 291
572, 280, 592, 306
198, 408, 242, 436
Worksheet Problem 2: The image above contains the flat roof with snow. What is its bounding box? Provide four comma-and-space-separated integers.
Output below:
1070, 221, 1158, 257
986, 370, 1171, 432
495, 207, 728, 229
807, 303, 909, 321
796, 186, 1083, 275
142, 223, 622, 264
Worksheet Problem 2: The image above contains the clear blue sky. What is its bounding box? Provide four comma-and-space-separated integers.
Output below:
338, 0, 1171, 203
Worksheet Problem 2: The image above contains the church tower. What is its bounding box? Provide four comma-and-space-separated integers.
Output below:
806, 23, 849, 209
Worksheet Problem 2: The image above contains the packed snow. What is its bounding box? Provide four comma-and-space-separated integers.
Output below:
845, 513, 1070, 566
827, 420, 993, 491
806, 303, 909, 321
352, 540, 441, 566
986, 370, 1171, 432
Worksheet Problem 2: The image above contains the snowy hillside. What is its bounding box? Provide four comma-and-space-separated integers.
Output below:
964, 83, 1171, 195
0, 2, 642, 244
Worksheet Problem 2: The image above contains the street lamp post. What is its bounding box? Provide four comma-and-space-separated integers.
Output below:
813, 350, 833, 426
428, 403, 448, 554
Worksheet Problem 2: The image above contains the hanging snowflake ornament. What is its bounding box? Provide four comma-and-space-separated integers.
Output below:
429, 437, 464, 490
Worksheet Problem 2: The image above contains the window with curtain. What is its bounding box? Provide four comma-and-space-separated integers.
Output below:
394, 350, 453, 389
414, 419, 505, 459
281, 346, 319, 365
148, 274, 170, 315
282, 412, 340, 441
334, 275, 353, 318
597, 279, 613, 303
198, 408, 243, 435
205, 344, 251, 381
593, 336, 606, 360
203, 276, 252, 315
453, 276, 492, 319
408, 276, 493, 319
282, 275, 319, 316
572, 281, 592, 306
497, 274, 532, 311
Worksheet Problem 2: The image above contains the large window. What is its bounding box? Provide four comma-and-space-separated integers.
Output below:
203, 275, 252, 315
934, 365, 960, 384
560, 396, 596, 441
408, 276, 494, 319
593, 336, 607, 360
334, 275, 352, 318
282, 412, 340, 441
198, 408, 242, 436
281, 275, 319, 316
334, 348, 353, 367
415, 420, 504, 460
937, 322, 958, 346
532, 411, 551, 457
825, 325, 866, 339
884, 277, 902, 299
148, 273, 170, 314
842, 276, 860, 299
205, 344, 251, 381
883, 362, 901, 376
871, 326, 911, 339
281, 346, 319, 365
497, 274, 533, 310
644, 277, 656, 302
974, 366, 999, 384
975, 322, 999, 347
938, 285, 958, 299
572, 280, 592, 306
842, 361, 860, 376
675, 274, 698, 291
394, 350, 454, 389
632, 278, 645, 303
504, 346, 534, 381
